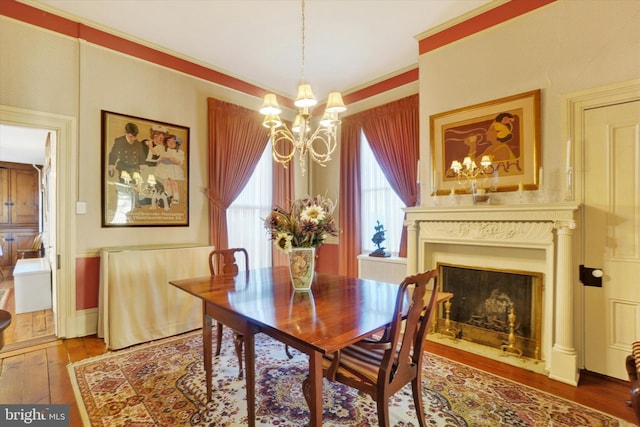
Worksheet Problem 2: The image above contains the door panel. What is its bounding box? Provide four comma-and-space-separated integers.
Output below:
0, 168, 8, 224
584, 100, 640, 379
10, 168, 39, 225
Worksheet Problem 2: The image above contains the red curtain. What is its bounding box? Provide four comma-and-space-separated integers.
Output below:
338, 117, 362, 277
207, 98, 269, 251
359, 95, 419, 257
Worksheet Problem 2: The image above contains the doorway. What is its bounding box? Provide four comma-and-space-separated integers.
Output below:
0, 105, 76, 348
0, 126, 55, 349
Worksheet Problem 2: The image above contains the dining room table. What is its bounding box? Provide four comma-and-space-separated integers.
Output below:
169, 266, 451, 427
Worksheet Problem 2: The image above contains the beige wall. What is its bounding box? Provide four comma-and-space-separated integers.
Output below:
418, 0, 640, 205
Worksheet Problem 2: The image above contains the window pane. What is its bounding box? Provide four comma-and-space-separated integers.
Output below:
360, 131, 405, 255
227, 143, 273, 269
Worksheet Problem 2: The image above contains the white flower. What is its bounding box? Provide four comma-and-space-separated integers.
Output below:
274, 232, 293, 254
300, 204, 326, 224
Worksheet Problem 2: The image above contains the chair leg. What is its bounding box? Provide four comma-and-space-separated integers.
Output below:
412, 377, 427, 427
215, 322, 223, 356
301, 375, 311, 408
233, 333, 244, 379
376, 398, 390, 427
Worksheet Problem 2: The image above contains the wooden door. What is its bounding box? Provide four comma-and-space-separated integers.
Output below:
583, 99, 640, 380
0, 231, 9, 270
10, 168, 39, 225
0, 168, 8, 224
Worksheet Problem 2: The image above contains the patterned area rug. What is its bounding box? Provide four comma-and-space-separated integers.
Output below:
68, 330, 627, 426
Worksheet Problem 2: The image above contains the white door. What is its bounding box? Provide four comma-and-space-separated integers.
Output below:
583, 99, 640, 380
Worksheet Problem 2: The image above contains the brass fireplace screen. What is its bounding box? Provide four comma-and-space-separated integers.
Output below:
438, 263, 543, 360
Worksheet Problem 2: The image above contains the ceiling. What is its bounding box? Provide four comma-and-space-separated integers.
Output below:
1, 0, 494, 164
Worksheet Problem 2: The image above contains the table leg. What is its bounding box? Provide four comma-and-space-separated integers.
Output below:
203, 311, 213, 402
244, 333, 256, 427
308, 351, 323, 426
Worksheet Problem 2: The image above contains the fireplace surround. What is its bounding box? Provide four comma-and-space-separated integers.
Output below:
405, 202, 580, 385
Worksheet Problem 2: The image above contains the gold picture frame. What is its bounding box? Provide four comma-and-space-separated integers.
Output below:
430, 89, 541, 195
101, 110, 189, 227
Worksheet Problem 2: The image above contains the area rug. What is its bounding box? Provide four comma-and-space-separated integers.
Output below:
68, 330, 627, 426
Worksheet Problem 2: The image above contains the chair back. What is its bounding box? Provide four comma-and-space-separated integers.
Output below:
31, 233, 43, 251
383, 269, 439, 387
208, 248, 249, 276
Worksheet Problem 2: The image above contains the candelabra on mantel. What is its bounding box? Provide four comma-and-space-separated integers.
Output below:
564, 138, 574, 201
448, 155, 493, 204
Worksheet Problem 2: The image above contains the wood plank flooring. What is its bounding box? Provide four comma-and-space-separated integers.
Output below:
0, 277, 56, 351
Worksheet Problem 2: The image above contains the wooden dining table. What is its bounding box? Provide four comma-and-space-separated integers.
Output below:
170, 266, 451, 426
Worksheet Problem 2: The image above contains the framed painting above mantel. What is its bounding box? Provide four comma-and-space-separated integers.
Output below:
101, 110, 189, 227
430, 89, 541, 195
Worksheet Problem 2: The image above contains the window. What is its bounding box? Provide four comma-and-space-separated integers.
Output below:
360, 131, 405, 255
227, 143, 273, 269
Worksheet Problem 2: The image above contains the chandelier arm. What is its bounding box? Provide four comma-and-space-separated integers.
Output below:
306, 127, 337, 163
271, 128, 297, 165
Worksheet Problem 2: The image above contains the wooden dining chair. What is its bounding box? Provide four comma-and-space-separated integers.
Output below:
208, 248, 249, 379
303, 269, 439, 427
15, 232, 43, 261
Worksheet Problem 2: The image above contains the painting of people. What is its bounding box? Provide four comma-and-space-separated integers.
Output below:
101, 110, 189, 226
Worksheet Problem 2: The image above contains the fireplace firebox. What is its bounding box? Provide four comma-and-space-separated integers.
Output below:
438, 263, 543, 360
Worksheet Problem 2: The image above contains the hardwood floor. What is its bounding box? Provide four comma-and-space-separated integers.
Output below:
0, 335, 636, 426
0, 277, 56, 351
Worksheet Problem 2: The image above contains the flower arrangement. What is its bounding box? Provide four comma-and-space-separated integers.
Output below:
264, 195, 338, 254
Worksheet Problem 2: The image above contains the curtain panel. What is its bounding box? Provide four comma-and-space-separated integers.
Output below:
338, 118, 362, 277
207, 98, 269, 252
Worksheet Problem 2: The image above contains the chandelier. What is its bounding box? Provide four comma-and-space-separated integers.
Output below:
259, 0, 347, 175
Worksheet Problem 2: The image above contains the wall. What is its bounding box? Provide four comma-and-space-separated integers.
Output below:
418, 0, 640, 204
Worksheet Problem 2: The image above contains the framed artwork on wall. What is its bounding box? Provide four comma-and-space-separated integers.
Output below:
101, 110, 189, 227
430, 89, 541, 195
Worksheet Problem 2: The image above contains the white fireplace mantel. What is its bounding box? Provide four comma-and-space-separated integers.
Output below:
404, 202, 581, 385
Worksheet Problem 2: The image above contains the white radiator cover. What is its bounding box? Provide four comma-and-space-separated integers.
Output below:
357, 254, 407, 285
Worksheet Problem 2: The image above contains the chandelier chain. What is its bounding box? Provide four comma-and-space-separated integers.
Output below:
300, 0, 306, 82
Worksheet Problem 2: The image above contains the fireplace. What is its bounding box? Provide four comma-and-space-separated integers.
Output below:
404, 203, 580, 385
438, 263, 542, 360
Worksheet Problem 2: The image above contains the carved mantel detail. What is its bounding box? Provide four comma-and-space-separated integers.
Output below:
420, 221, 553, 244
